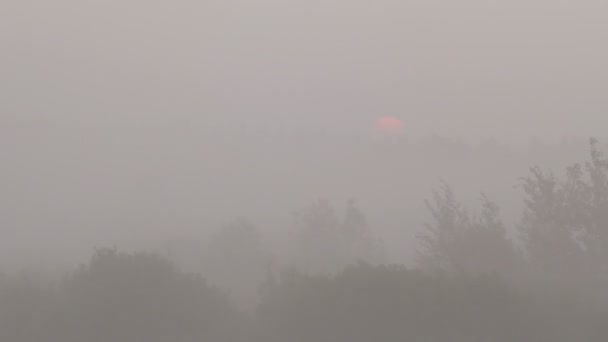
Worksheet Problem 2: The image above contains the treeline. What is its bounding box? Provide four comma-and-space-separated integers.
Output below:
2, 249, 607, 342
3, 139, 608, 341
0, 249, 246, 342
418, 138, 608, 299
193, 139, 608, 306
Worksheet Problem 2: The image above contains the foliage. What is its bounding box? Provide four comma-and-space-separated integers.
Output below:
293, 200, 385, 274
418, 183, 520, 279
0, 249, 247, 342
204, 219, 272, 310
4, 139, 608, 341
256, 263, 604, 342
520, 139, 608, 294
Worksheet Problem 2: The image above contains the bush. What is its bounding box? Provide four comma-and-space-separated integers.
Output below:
59, 249, 247, 342
256, 263, 605, 342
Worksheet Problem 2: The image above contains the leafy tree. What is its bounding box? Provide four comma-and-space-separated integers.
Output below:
256, 263, 565, 342
293, 200, 344, 274
520, 166, 587, 285
61, 248, 246, 342
292, 200, 385, 274
341, 199, 385, 265
418, 184, 520, 279
203, 219, 272, 310
520, 139, 608, 293
417, 183, 470, 272
583, 138, 608, 276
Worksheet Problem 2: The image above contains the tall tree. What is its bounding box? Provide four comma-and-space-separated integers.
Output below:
520, 166, 587, 283
520, 139, 608, 292
62, 249, 246, 342
418, 184, 519, 278
293, 200, 385, 274
293, 200, 347, 274
417, 183, 470, 273
341, 199, 385, 265
583, 138, 608, 276
204, 219, 272, 310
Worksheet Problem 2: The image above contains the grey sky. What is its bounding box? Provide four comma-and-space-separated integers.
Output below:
1, 0, 608, 271
3, 4, 608, 339
2, 0, 608, 142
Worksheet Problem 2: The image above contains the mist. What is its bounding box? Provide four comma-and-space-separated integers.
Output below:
2, 0, 608, 341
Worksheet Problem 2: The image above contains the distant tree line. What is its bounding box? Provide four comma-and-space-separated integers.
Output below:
2, 139, 608, 341
418, 138, 608, 300
2, 250, 607, 341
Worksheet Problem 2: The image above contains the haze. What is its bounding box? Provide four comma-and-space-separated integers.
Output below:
2, 1, 608, 341
3, 0, 607, 138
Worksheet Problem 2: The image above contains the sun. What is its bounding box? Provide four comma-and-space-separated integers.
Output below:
373, 116, 405, 136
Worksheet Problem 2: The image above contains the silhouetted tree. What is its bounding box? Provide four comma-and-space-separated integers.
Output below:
61, 249, 246, 342
417, 183, 470, 272
520, 139, 608, 294
203, 218, 272, 310
293, 200, 384, 274
520, 166, 587, 286
293, 200, 344, 273
418, 184, 520, 278
255, 263, 580, 342
341, 199, 386, 265
583, 138, 608, 278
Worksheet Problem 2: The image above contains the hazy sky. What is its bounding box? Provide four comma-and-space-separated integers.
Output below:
2, 0, 608, 272
2, 0, 608, 142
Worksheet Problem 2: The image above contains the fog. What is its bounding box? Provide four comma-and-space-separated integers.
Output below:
2, 1, 608, 341
3, 0, 608, 138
